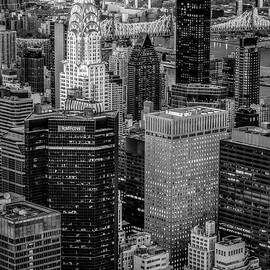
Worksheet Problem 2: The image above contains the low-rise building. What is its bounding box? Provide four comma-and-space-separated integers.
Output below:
134, 245, 172, 270
213, 236, 261, 270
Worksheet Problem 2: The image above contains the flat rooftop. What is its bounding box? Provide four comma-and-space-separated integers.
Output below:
149, 106, 225, 120
136, 245, 168, 259
237, 126, 270, 137
218, 236, 243, 246
1, 201, 59, 223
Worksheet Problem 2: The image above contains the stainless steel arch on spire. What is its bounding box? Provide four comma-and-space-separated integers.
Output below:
69, 0, 100, 34
211, 8, 270, 34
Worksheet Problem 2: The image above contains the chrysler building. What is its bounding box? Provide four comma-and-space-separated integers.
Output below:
60, 0, 108, 109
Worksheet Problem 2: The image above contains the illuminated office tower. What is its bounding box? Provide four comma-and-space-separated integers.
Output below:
176, 0, 210, 84
235, 38, 260, 110
60, 0, 108, 110
0, 30, 16, 69
145, 107, 228, 270
47, 108, 118, 269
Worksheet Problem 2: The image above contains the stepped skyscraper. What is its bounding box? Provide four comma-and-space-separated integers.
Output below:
60, 0, 107, 109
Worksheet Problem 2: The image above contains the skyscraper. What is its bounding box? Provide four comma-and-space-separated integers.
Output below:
20, 48, 45, 93
145, 107, 228, 269
219, 126, 270, 269
60, 0, 107, 110
127, 34, 161, 121
176, 0, 211, 84
235, 37, 260, 110
47, 108, 119, 269
50, 20, 68, 108
0, 29, 16, 69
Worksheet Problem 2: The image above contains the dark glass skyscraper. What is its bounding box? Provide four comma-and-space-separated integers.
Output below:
219, 127, 270, 269
47, 109, 118, 270
176, 0, 211, 84
127, 34, 161, 121
20, 48, 44, 93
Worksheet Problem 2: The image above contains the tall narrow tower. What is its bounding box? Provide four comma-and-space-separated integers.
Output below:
60, 0, 107, 109
235, 37, 260, 110
175, 0, 211, 84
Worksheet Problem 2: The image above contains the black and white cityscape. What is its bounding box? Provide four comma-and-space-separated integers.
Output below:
0, 0, 270, 269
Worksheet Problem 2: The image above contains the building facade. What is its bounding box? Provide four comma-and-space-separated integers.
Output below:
0, 30, 16, 69
127, 34, 161, 121
1, 127, 25, 195
219, 127, 270, 269
0, 87, 33, 134
134, 246, 172, 270
213, 236, 261, 270
170, 83, 228, 108
121, 132, 145, 230
0, 200, 61, 270
60, 0, 107, 110
145, 107, 228, 270
20, 48, 45, 93
235, 37, 260, 110
47, 109, 119, 269
175, 0, 210, 84
187, 221, 217, 270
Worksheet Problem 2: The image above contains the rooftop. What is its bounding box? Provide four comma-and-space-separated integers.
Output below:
218, 236, 243, 246
136, 245, 168, 259
0, 201, 59, 223
149, 106, 225, 120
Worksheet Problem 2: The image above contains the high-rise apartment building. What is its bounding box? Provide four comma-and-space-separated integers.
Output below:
187, 221, 217, 270
127, 34, 161, 121
175, 0, 210, 84
0, 199, 61, 270
0, 30, 16, 69
213, 236, 261, 270
145, 107, 228, 269
20, 48, 45, 93
0, 87, 33, 134
60, 0, 107, 110
47, 109, 119, 269
235, 37, 260, 110
219, 127, 270, 269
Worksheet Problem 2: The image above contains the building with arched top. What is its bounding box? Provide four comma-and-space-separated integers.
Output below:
60, 0, 107, 110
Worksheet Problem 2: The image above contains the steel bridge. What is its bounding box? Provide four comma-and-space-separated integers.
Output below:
211, 8, 270, 35
100, 14, 173, 40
